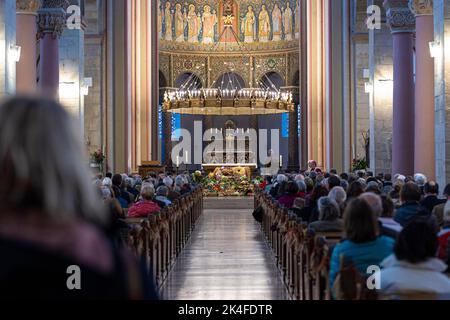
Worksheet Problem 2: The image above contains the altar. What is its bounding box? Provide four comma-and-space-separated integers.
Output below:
202, 163, 258, 178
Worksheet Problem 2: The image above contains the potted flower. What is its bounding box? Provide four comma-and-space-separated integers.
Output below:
90, 149, 105, 173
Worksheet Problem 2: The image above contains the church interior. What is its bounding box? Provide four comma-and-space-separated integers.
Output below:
1, 0, 450, 304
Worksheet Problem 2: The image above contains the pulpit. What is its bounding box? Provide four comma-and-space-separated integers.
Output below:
138, 161, 166, 177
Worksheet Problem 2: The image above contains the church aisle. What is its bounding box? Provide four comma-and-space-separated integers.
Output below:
161, 198, 289, 300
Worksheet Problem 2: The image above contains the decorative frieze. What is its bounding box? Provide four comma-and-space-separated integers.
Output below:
37, 0, 70, 39
384, 0, 416, 33
16, 0, 41, 14
409, 0, 433, 16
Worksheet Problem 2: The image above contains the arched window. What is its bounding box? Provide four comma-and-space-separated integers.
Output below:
213, 72, 246, 90
175, 72, 203, 89
259, 72, 285, 90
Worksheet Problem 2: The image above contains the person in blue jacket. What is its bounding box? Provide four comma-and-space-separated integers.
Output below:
329, 198, 395, 292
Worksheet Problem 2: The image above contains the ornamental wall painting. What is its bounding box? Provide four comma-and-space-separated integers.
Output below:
158, 0, 300, 46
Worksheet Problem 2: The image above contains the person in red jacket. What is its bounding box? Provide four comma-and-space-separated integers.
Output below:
128, 185, 161, 218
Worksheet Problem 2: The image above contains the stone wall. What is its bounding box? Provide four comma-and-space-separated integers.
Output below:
0, 0, 16, 96
372, 23, 393, 174
353, 0, 370, 164
84, 0, 104, 154
434, 0, 450, 189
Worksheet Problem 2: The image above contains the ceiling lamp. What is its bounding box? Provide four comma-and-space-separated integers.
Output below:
163, 20, 294, 116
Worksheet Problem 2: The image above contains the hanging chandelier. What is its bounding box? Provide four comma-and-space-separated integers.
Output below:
163, 18, 294, 116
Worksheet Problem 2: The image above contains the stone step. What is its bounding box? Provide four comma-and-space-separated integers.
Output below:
203, 197, 254, 210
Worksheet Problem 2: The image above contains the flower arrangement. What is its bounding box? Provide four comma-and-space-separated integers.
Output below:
352, 157, 368, 171
201, 167, 255, 197
90, 149, 105, 173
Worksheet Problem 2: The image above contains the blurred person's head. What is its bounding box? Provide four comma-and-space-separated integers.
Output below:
343, 198, 379, 243
400, 182, 421, 203
359, 193, 383, 217
327, 175, 341, 191
296, 180, 306, 193
293, 197, 305, 210
163, 176, 173, 188
156, 186, 169, 197
140, 185, 155, 201
394, 220, 438, 264
347, 180, 365, 199
380, 195, 394, 218
285, 181, 299, 195
112, 174, 123, 188
317, 197, 340, 221
365, 181, 381, 194
0, 97, 105, 225
329, 186, 347, 206
424, 181, 439, 196
414, 173, 428, 187
102, 177, 112, 188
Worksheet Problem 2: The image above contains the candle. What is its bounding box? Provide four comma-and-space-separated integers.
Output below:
176, 156, 180, 168
279, 155, 283, 168
185, 151, 189, 163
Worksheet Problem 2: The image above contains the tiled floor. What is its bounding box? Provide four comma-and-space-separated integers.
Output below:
161, 198, 289, 300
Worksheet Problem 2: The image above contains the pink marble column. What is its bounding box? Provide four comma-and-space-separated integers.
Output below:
16, 0, 41, 94
385, 0, 416, 176
37, 0, 69, 99
410, 0, 435, 180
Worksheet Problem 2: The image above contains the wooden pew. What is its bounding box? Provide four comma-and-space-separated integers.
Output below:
123, 187, 203, 291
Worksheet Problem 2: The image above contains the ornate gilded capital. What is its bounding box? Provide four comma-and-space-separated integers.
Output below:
16, 0, 42, 15
384, 0, 416, 34
37, 0, 70, 39
409, 0, 433, 16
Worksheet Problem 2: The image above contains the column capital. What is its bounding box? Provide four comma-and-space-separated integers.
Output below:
37, 0, 70, 39
384, 0, 416, 34
409, 0, 433, 17
16, 0, 42, 15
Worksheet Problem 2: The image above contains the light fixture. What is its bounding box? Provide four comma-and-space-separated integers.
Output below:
429, 40, 441, 58
163, 23, 294, 116
10, 44, 21, 62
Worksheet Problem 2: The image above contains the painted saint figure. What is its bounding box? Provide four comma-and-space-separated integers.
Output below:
283, 2, 293, 41
294, 0, 300, 39
174, 3, 186, 42
202, 5, 217, 44
241, 6, 255, 43
164, 2, 173, 41
272, 3, 282, 41
158, 0, 163, 39
187, 4, 200, 43
223, 0, 234, 16
258, 5, 271, 42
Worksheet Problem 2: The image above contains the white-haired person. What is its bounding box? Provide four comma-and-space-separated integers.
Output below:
163, 176, 180, 201
328, 186, 347, 214
128, 185, 160, 218
414, 173, 428, 194
360, 192, 401, 238
155, 186, 172, 207
269, 174, 288, 198
0, 97, 157, 299
309, 197, 343, 233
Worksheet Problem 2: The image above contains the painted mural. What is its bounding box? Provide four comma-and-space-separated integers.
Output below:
158, 0, 300, 45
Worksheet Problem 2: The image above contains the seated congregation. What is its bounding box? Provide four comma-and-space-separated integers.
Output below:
256, 168, 450, 299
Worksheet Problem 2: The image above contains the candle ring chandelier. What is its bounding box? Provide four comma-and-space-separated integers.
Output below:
163, 18, 294, 116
